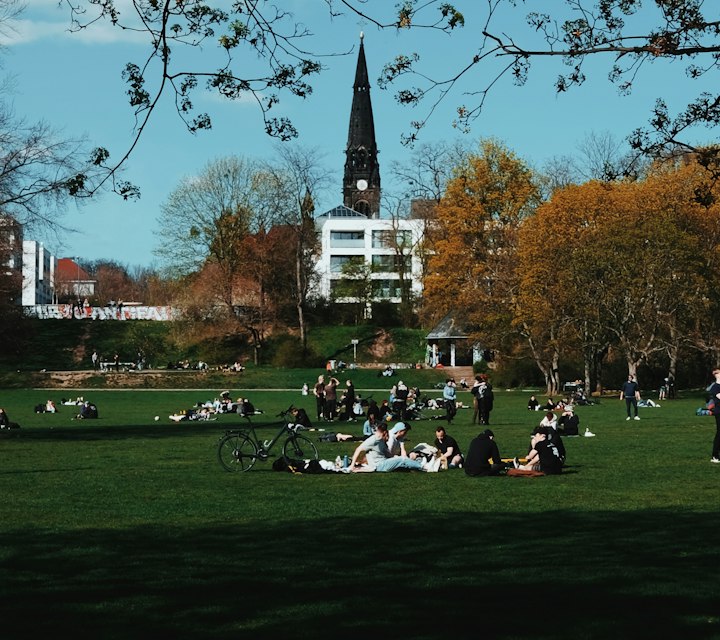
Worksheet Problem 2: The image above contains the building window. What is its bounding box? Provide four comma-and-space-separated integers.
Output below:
371, 279, 403, 299
371, 229, 412, 249
330, 230, 365, 248
371, 254, 410, 273
330, 255, 365, 273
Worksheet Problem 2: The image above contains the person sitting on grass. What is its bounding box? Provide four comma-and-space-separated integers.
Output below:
434, 426, 464, 469
527, 395, 540, 411
348, 423, 437, 473
558, 406, 580, 436
513, 427, 564, 475
362, 412, 378, 437
464, 429, 507, 477
387, 422, 413, 458
236, 397, 258, 416
290, 406, 313, 429
76, 401, 99, 420
539, 411, 558, 430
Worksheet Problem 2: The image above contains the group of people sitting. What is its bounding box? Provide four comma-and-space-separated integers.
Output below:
340, 398, 575, 476
221, 361, 245, 373
347, 422, 444, 473
168, 391, 260, 422
528, 395, 576, 412
473, 399, 581, 476
34, 399, 57, 413
464, 423, 566, 478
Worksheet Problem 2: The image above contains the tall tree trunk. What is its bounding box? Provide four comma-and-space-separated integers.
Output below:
295, 245, 306, 351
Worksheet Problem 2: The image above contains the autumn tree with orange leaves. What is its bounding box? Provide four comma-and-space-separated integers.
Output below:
517, 158, 720, 392
422, 139, 540, 351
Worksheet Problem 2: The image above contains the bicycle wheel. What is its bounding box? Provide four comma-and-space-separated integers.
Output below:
282, 433, 318, 462
218, 432, 257, 472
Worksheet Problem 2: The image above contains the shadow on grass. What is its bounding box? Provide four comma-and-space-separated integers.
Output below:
1, 510, 719, 639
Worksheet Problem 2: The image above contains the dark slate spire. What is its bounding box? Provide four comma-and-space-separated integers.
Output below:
343, 32, 381, 218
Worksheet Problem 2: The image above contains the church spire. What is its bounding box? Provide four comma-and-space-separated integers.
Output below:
343, 33, 380, 218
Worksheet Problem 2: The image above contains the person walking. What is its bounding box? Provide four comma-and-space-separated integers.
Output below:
442, 378, 457, 424
709, 368, 720, 463
620, 374, 641, 421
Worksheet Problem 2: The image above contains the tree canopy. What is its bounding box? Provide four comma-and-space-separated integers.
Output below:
48, 1, 720, 193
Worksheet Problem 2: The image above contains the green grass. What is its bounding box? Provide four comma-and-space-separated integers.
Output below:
1, 385, 720, 639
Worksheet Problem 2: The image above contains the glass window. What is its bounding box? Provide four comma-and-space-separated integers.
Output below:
330, 255, 365, 273
371, 229, 412, 249
330, 230, 365, 248
371, 279, 403, 299
371, 254, 410, 273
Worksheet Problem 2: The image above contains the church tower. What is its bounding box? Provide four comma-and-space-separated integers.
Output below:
343, 33, 381, 218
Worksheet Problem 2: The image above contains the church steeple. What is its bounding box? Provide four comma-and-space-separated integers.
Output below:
343, 33, 381, 218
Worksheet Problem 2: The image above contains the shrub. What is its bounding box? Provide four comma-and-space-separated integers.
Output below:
269, 335, 324, 368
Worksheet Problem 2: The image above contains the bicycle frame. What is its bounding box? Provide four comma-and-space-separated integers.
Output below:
217, 405, 319, 472
237, 419, 296, 460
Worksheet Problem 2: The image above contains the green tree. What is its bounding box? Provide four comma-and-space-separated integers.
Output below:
332, 258, 372, 325
154, 156, 267, 305
260, 145, 330, 350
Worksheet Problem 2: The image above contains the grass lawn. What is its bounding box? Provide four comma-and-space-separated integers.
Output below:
1, 383, 719, 639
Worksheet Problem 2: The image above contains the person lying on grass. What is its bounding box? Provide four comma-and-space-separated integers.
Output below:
169, 407, 215, 422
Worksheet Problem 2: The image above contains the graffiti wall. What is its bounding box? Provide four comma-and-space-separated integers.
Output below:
25, 305, 178, 321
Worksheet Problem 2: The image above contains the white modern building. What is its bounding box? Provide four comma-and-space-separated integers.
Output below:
22, 240, 56, 305
314, 205, 424, 302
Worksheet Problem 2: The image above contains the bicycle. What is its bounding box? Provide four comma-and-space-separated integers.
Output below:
217, 405, 319, 472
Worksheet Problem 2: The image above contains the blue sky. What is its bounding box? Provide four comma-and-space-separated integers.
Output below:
4, 1, 713, 267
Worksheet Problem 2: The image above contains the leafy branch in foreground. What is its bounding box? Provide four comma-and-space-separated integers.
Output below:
380, 1, 720, 165
58, 0, 463, 193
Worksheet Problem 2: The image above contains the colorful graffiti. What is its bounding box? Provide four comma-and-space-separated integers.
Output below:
25, 305, 178, 321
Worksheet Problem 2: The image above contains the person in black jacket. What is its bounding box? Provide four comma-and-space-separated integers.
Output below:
434, 426, 464, 468
476, 374, 494, 425
464, 429, 507, 477
515, 427, 563, 475
558, 406, 580, 436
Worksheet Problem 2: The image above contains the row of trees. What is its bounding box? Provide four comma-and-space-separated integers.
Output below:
422, 140, 720, 393
63, 261, 174, 307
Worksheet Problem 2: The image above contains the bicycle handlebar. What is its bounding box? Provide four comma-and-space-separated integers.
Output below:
277, 404, 297, 418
